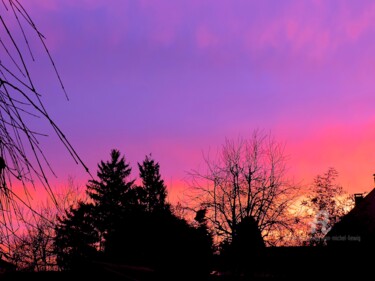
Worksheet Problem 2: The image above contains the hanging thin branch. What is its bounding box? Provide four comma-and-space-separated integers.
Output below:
0, 0, 90, 256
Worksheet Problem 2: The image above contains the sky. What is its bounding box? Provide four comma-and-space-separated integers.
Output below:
7, 0, 375, 202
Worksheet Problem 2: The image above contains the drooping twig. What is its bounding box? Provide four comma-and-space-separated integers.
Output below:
0, 0, 91, 257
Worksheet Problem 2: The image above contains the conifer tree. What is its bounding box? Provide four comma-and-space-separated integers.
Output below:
54, 203, 98, 271
138, 155, 169, 212
86, 149, 135, 237
55, 149, 136, 267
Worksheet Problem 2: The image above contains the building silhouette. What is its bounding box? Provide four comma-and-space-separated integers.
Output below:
325, 187, 375, 248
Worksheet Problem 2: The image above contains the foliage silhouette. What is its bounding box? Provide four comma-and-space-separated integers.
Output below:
105, 208, 213, 279
218, 215, 265, 277
54, 150, 213, 279
105, 154, 213, 279
54, 202, 99, 271
137, 154, 169, 213
86, 149, 135, 250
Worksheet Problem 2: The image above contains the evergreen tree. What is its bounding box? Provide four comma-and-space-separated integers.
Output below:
54, 203, 99, 271
54, 149, 136, 270
138, 155, 169, 212
86, 149, 135, 241
54, 150, 214, 277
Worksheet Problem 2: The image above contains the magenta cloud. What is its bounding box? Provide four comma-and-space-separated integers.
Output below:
16, 0, 375, 199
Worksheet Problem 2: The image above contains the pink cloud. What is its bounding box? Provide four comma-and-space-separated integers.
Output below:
243, 2, 375, 63
196, 26, 219, 49
344, 3, 375, 41
14, 0, 375, 204
136, 1, 183, 48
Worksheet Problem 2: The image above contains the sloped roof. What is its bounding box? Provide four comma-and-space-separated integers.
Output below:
325, 188, 375, 246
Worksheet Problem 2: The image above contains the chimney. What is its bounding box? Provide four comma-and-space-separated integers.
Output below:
354, 193, 364, 206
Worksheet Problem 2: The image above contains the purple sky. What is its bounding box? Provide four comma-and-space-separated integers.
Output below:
16, 0, 375, 199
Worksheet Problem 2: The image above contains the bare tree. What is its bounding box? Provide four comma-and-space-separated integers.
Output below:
0, 0, 89, 252
189, 130, 299, 246
301, 168, 354, 246
7, 177, 85, 271
8, 205, 57, 271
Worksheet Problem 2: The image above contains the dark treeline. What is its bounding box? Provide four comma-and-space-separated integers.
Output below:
4, 134, 357, 280
53, 149, 214, 279
3, 134, 357, 280
0, 3, 362, 279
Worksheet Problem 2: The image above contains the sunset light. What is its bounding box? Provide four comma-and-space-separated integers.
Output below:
15, 0, 375, 198
1, 1, 375, 279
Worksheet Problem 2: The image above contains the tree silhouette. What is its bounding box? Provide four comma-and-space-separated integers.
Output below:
302, 167, 353, 246
192, 209, 214, 277
9, 206, 56, 271
138, 154, 169, 212
105, 207, 213, 279
8, 178, 84, 271
54, 202, 99, 271
234, 216, 265, 276
54, 150, 213, 277
104, 154, 171, 266
86, 149, 135, 250
55, 150, 137, 269
189, 130, 298, 246
102, 152, 213, 278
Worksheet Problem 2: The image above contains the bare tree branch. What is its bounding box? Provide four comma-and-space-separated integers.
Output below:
187, 130, 299, 246
0, 0, 90, 258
